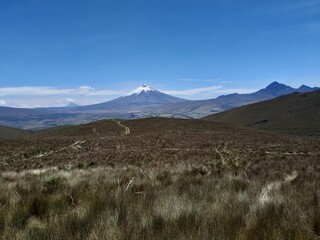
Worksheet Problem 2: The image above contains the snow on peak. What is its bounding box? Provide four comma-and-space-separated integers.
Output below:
127, 84, 155, 95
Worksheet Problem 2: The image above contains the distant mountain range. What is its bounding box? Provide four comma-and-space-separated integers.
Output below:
204, 90, 320, 136
0, 106, 48, 117
0, 82, 318, 129
143, 81, 320, 118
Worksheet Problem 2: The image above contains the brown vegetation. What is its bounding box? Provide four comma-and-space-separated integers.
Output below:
0, 166, 319, 239
0, 118, 320, 239
204, 90, 320, 136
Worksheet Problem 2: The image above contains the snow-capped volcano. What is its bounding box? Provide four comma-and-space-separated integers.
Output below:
76, 84, 187, 111
128, 84, 155, 95
113, 84, 186, 107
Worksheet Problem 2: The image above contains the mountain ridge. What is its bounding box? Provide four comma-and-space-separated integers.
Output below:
143, 81, 320, 118
203, 90, 320, 136
0, 82, 319, 129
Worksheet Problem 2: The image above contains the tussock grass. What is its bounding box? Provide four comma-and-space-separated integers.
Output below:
0, 166, 319, 239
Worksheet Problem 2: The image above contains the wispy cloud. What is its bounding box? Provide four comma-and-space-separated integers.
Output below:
262, 0, 320, 36
301, 21, 320, 34
0, 86, 125, 96
178, 78, 222, 83
264, 0, 320, 16
0, 85, 257, 108
261, 19, 320, 36
65, 98, 75, 103
263, 0, 320, 18
163, 85, 255, 96
163, 86, 223, 95
281, 0, 320, 12
214, 88, 256, 95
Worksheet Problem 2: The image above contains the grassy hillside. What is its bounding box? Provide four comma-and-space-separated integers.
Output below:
1, 117, 319, 178
203, 90, 320, 136
0, 125, 32, 139
1, 118, 320, 239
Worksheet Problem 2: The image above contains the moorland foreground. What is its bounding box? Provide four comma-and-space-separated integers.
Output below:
0, 118, 320, 239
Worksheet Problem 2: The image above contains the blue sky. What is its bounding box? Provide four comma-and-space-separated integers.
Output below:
0, 0, 319, 107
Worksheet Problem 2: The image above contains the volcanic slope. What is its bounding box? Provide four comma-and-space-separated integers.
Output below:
204, 90, 320, 136
73, 84, 187, 112
0, 118, 319, 183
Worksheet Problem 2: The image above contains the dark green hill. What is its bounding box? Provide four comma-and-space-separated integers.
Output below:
203, 90, 320, 136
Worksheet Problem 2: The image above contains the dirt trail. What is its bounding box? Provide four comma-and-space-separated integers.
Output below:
116, 120, 131, 135
1, 140, 87, 165
34, 140, 87, 159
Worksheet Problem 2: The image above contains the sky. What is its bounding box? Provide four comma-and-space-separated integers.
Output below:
0, 0, 319, 107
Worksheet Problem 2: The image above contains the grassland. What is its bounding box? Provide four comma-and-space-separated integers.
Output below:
0, 166, 320, 239
0, 118, 320, 239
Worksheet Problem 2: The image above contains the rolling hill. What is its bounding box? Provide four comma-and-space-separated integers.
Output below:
1, 117, 319, 172
203, 90, 320, 135
0, 125, 33, 138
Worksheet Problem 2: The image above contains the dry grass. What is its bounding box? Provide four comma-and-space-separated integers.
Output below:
0, 165, 319, 240
1, 119, 320, 180
1, 118, 320, 239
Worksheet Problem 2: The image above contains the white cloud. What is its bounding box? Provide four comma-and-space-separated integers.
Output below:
0, 86, 125, 96
54, 98, 76, 106
214, 88, 256, 95
0, 84, 258, 108
6, 97, 107, 108
65, 98, 75, 103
